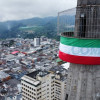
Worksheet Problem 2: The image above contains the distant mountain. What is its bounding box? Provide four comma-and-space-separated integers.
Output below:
0, 16, 75, 40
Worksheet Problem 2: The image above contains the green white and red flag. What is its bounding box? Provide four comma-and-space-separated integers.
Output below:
59, 36, 100, 65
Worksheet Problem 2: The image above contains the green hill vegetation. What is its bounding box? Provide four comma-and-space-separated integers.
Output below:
0, 16, 75, 41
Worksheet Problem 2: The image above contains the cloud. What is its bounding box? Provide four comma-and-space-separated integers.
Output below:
0, 0, 77, 22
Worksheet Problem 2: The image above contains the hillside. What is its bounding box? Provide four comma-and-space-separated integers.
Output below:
0, 16, 75, 40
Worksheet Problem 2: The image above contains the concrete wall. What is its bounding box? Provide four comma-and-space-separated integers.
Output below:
75, 0, 100, 38
67, 1, 100, 100
67, 64, 100, 100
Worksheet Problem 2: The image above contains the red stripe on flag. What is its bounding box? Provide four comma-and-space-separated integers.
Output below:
59, 50, 100, 65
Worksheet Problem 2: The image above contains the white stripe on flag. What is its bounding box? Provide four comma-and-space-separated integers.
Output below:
59, 43, 100, 57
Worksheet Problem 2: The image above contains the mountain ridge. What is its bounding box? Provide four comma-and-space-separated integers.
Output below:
0, 15, 74, 40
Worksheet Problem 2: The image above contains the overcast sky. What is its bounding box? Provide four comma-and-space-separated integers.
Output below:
0, 0, 77, 22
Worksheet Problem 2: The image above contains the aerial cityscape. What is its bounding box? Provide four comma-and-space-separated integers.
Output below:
0, 0, 100, 100
0, 36, 70, 100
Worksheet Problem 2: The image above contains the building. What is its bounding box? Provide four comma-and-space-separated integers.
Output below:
50, 66, 68, 100
21, 70, 55, 100
0, 71, 11, 82
34, 38, 40, 47
58, 0, 100, 100
21, 68, 67, 100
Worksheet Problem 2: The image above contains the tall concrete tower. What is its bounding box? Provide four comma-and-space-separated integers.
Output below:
59, 0, 100, 100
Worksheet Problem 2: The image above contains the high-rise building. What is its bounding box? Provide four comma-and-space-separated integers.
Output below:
59, 0, 100, 100
34, 38, 40, 47
21, 68, 67, 100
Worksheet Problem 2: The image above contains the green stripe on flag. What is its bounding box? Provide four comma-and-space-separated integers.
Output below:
60, 36, 100, 48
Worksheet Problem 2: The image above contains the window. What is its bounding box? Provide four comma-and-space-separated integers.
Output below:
37, 88, 41, 91
47, 84, 49, 86
79, 13, 86, 37
34, 89, 36, 91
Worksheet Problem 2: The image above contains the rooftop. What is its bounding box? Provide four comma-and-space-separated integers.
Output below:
27, 70, 50, 79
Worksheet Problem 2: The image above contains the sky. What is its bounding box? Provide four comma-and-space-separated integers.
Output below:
0, 0, 77, 22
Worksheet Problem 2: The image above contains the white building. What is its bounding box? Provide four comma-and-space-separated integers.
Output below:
34, 38, 40, 47
21, 68, 67, 100
0, 71, 11, 81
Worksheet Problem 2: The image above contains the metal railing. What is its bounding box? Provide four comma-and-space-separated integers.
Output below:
58, 7, 100, 39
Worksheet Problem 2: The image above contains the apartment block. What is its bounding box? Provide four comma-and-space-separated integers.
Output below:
21, 67, 67, 100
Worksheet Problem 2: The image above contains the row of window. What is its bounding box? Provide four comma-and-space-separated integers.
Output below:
22, 91, 42, 100
22, 93, 36, 100
22, 83, 36, 91
22, 83, 41, 91
55, 81, 61, 85
55, 96, 61, 100
51, 88, 55, 91
22, 87, 36, 95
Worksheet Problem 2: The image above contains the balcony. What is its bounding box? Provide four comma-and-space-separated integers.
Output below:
61, 32, 74, 38
61, 31, 100, 39
58, 7, 100, 39
59, 32, 100, 65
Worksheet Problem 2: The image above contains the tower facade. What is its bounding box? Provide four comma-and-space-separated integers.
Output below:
34, 38, 40, 47
59, 0, 100, 100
